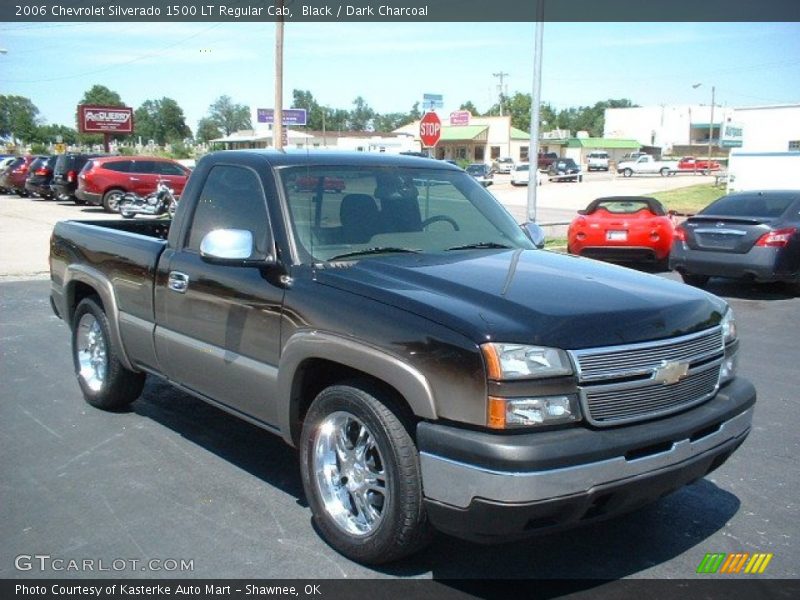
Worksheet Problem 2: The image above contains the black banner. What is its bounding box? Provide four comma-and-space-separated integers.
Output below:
2, 0, 800, 23
3, 579, 800, 600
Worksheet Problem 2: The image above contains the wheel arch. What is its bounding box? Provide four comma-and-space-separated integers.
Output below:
278, 332, 438, 447
64, 264, 136, 371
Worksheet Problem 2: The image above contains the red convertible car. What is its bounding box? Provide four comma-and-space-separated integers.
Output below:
568, 196, 675, 265
677, 156, 721, 173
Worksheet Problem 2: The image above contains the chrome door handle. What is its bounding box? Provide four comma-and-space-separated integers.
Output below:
168, 271, 189, 293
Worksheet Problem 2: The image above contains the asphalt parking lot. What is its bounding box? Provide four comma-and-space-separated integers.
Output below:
1, 180, 797, 581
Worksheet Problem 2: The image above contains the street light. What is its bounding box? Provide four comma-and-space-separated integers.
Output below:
693, 83, 716, 171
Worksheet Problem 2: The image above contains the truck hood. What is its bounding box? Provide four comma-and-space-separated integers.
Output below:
314, 250, 726, 349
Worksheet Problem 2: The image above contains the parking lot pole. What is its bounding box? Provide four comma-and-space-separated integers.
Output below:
274, 1, 284, 150
526, 2, 545, 223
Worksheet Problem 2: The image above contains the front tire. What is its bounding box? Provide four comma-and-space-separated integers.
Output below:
71, 297, 145, 410
300, 383, 431, 564
102, 189, 124, 213
623, 168, 633, 177
680, 272, 710, 288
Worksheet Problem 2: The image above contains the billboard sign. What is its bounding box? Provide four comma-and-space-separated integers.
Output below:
257, 108, 308, 126
78, 105, 134, 134
721, 121, 744, 148
450, 111, 471, 126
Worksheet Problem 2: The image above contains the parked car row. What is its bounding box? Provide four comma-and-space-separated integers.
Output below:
566, 191, 800, 293
0, 153, 191, 212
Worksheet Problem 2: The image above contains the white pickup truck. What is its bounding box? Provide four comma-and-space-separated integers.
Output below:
617, 154, 679, 177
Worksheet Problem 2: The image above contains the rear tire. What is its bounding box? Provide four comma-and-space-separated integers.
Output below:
680, 272, 710, 288
300, 382, 431, 564
660, 167, 670, 177
71, 297, 145, 410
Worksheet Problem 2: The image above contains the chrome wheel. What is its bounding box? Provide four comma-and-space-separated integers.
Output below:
313, 411, 388, 536
76, 313, 107, 392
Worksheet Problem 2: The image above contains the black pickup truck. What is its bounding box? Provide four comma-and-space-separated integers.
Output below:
50, 151, 755, 564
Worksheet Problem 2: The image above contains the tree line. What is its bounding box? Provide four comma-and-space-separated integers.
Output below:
1, 84, 638, 148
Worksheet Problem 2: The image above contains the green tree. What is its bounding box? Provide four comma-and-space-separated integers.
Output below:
291, 89, 325, 130
373, 112, 409, 132
134, 97, 191, 145
348, 96, 375, 131
195, 117, 222, 143
458, 100, 480, 115
0, 95, 41, 143
207, 95, 251, 135
76, 84, 127, 145
33, 123, 78, 145
408, 101, 422, 121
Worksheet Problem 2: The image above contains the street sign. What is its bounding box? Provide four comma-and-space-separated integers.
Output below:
422, 93, 444, 111
54, 143, 66, 154
419, 112, 442, 148
450, 111, 471, 126
257, 108, 308, 126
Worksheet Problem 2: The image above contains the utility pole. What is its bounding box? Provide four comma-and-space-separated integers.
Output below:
708, 85, 716, 169
493, 72, 509, 116
274, 0, 284, 150
526, 1, 545, 223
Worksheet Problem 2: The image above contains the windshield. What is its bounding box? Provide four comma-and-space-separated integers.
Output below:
280, 165, 533, 262
466, 164, 485, 174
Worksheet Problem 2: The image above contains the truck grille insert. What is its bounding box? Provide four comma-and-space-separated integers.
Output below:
569, 327, 724, 426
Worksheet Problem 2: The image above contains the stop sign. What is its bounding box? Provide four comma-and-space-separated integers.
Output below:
419, 112, 442, 148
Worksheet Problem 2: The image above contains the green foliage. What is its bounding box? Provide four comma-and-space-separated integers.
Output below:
459, 100, 480, 115
135, 97, 192, 145
292, 89, 325, 130
0, 95, 41, 143
35, 124, 78, 145
195, 117, 222, 143
348, 96, 375, 131
166, 141, 192, 159
207, 95, 251, 135
650, 183, 723, 214
30, 143, 48, 154
117, 146, 136, 155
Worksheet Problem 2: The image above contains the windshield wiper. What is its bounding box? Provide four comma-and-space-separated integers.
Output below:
327, 247, 421, 261
445, 242, 512, 251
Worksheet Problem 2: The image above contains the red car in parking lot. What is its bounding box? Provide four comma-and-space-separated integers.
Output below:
677, 156, 721, 173
76, 156, 191, 212
568, 196, 675, 265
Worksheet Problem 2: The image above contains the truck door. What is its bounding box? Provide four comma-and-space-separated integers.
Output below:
154, 164, 284, 428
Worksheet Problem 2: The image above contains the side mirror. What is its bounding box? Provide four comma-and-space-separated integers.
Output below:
522, 222, 546, 249
200, 229, 274, 266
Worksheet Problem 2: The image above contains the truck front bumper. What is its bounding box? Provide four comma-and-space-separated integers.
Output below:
418, 377, 755, 542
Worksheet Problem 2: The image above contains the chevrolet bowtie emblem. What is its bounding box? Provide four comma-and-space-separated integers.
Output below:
653, 360, 690, 385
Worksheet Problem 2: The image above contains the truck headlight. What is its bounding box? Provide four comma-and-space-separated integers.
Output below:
481, 343, 573, 380
488, 395, 581, 429
721, 307, 736, 344
719, 307, 738, 384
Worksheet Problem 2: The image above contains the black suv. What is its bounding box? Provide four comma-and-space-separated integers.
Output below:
51, 153, 102, 203
25, 155, 58, 200
548, 157, 582, 182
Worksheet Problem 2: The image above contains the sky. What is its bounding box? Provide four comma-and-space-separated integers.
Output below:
1, 21, 799, 133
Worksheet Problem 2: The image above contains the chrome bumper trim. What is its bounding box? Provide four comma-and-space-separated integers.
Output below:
420, 407, 752, 509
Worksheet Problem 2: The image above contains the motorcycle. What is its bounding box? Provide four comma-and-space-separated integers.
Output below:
119, 180, 178, 219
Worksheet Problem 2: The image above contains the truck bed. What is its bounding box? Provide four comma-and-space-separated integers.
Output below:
50, 219, 171, 325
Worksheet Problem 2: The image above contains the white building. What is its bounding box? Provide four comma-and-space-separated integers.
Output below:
604, 103, 800, 155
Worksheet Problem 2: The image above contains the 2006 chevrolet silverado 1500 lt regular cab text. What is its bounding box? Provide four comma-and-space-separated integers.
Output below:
50, 151, 755, 564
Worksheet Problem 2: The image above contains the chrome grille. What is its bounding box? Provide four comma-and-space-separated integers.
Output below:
583, 366, 720, 424
569, 327, 725, 426
571, 327, 723, 382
